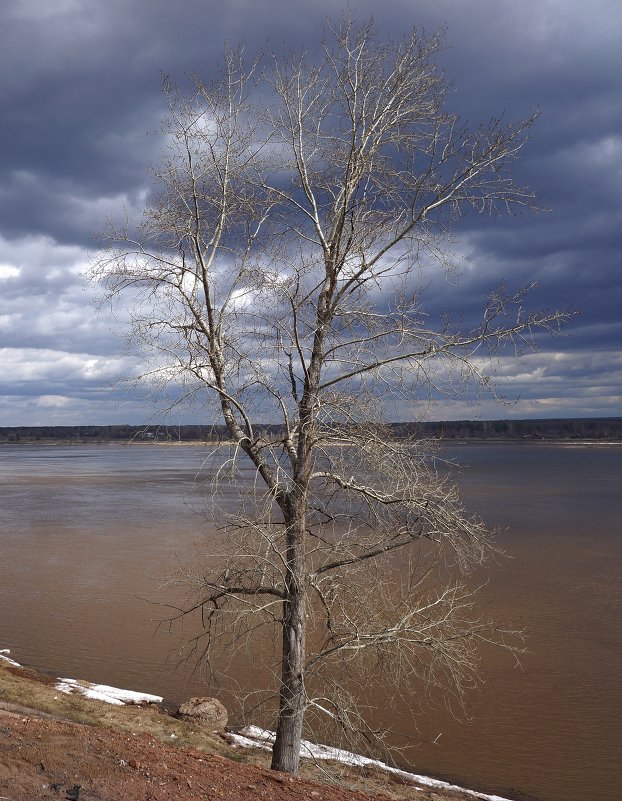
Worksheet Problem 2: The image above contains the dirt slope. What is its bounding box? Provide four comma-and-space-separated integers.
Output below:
0, 659, 498, 801
0, 709, 392, 801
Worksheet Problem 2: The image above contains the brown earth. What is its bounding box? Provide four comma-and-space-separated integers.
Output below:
0, 661, 495, 801
0, 709, 397, 801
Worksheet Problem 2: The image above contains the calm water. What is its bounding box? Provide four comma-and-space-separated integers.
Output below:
0, 442, 620, 801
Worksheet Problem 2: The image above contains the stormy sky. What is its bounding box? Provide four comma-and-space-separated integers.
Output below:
0, 0, 620, 425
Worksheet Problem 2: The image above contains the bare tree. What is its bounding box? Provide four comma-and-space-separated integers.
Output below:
94, 18, 570, 775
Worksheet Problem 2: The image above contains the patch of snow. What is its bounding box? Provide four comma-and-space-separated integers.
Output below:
55, 677, 162, 706
0, 649, 21, 667
86, 682, 163, 705
229, 726, 514, 801
56, 679, 124, 705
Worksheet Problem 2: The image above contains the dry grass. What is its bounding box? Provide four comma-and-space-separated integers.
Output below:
0, 659, 483, 801
0, 661, 231, 755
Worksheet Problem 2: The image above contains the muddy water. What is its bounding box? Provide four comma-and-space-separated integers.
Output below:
0, 443, 620, 801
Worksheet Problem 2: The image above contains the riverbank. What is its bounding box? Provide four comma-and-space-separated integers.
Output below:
0, 651, 514, 801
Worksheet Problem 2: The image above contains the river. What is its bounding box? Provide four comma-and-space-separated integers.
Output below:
0, 442, 620, 801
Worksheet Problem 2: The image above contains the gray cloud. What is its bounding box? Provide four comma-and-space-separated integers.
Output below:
0, 0, 620, 422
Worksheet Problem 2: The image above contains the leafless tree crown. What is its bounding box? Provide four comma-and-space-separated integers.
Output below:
94, 17, 569, 775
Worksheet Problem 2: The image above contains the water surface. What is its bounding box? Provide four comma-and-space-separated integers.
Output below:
0, 442, 620, 801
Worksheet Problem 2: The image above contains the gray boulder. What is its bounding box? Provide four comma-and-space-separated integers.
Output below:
176, 696, 228, 731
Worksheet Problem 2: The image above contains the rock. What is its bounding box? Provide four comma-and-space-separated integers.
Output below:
175, 697, 228, 731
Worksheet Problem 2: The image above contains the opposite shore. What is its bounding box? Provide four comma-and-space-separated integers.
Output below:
1, 417, 621, 447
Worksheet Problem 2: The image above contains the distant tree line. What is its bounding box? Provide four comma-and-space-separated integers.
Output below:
0, 424, 225, 443
391, 417, 622, 440
0, 418, 620, 444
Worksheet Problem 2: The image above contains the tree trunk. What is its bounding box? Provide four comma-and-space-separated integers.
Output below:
271, 514, 306, 774
271, 276, 321, 774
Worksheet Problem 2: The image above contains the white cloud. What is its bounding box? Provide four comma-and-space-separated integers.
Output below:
37, 394, 73, 408
0, 233, 142, 421
0, 392, 148, 426
0, 347, 130, 386
0, 263, 20, 280
0, 232, 89, 282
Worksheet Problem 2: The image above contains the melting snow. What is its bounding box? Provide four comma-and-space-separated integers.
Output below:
55, 678, 162, 706
229, 726, 515, 801
0, 649, 21, 667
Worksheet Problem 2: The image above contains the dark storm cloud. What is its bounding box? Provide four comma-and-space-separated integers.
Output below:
0, 0, 346, 244
0, 0, 620, 422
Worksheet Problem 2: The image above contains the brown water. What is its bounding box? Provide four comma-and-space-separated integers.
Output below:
0, 443, 620, 801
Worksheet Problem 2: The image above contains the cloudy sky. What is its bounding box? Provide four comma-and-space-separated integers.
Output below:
0, 0, 620, 425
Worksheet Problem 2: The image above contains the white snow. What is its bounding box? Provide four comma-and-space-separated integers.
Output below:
55, 677, 162, 706
0, 649, 21, 667
229, 726, 515, 801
